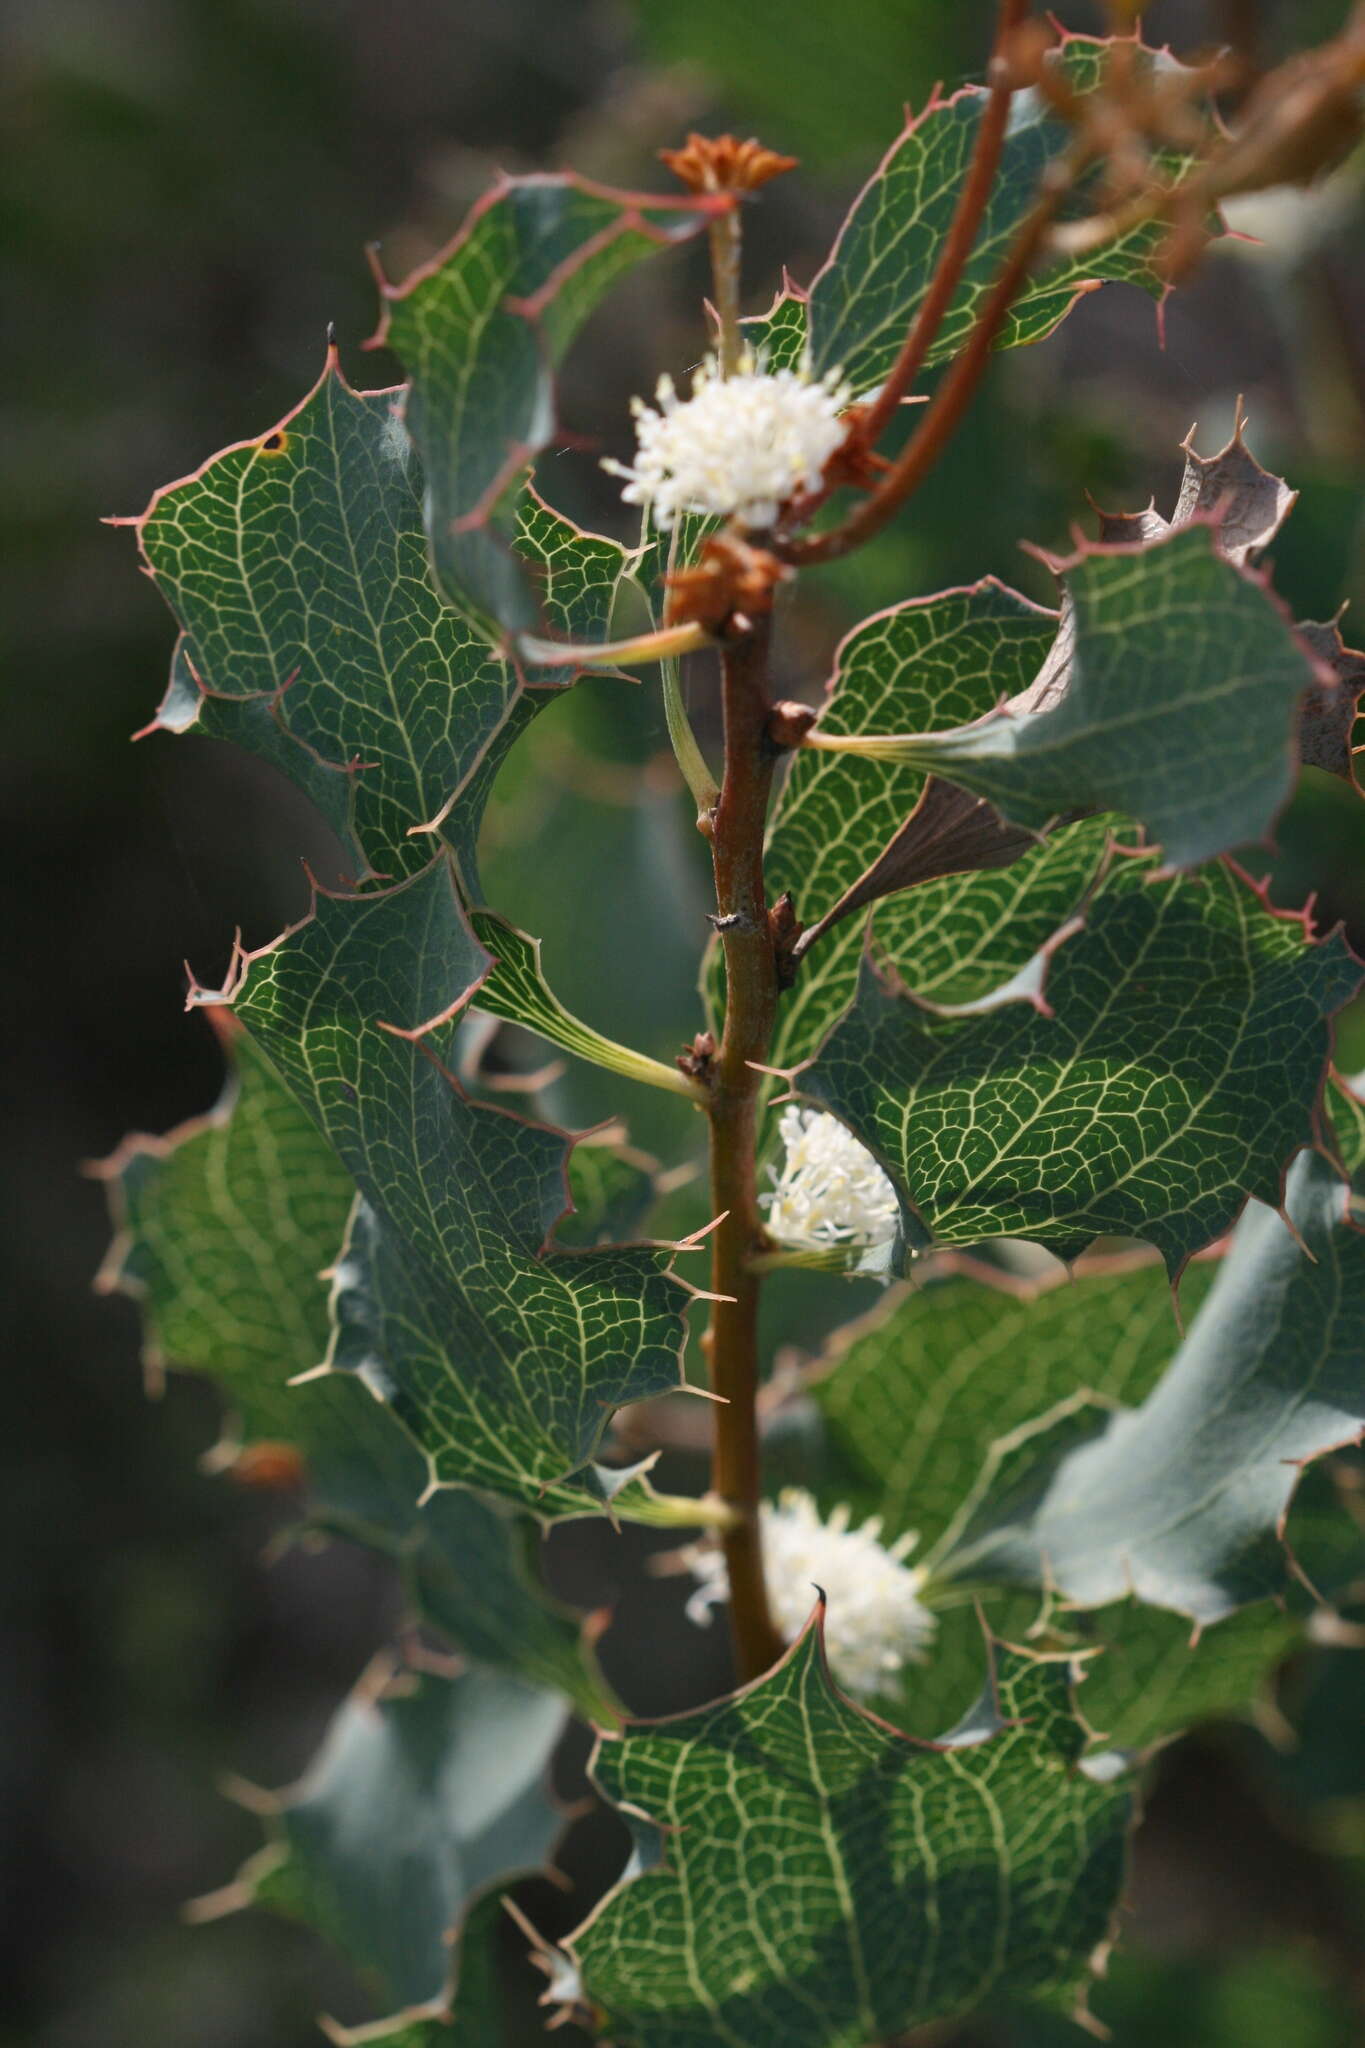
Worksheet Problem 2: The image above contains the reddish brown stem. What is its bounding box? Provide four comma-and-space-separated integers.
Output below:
704, 617, 784, 1681
780, 165, 1072, 568
857, 0, 1029, 447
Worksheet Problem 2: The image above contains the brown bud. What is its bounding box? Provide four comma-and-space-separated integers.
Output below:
768, 892, 804, 991
659, 132, 798, 195
768, 700, 817, 749
677, 1030, 716, 1083
664, 533, 791, 633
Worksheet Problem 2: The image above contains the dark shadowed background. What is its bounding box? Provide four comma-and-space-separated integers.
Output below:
4, 1, 1365, 2042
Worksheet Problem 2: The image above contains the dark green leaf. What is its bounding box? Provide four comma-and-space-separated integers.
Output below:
804, 852, 1359, 1270
95, 1018, 613, 1714
1065, 1599, 1300, 1752
749, 37, 1209, 394
757, 579, 1069, 1071
375, 176, 714, 626
209, 859, 688, 1519
951, 1147, 1365, 1624
807, 1250, 1213, 1558
794, 1249, 1304, 1749
814, 527, 1321, 871
135, 358, 642, 888
568, 1627, 1131, 2047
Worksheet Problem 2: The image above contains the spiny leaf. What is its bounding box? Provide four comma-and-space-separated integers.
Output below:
806, 1250, 1216, 1561
803, 851, 1360, 1272
567, 1626, 1131, 2048
1094, 416, 1365, 790
876, 1591, 1298, 1756
319, 1891, 509, 2043
95, 1019, 612, 1714
810, 525, 1323, 871
469, 909, 703, 1101
951, 1146, 1365, 1624
1297, 617, 1365, 785
203, 858, 689, 1520
373, 174, 716, 627
221, 1657, 565, 2034
759, 581, 1055, 1058
1093, 412, 1297, 564
560, 1127, 666, 1248
135, 355, 640, 888
792, 1248, 1299, 1749
1065, 1598, 1301, 1752
748, 36, 1211, 395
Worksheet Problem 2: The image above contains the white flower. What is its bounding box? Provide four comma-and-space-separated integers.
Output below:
684, 1489, 936, 1700
761, 1106, 900, 1252
604, 349, 851, 532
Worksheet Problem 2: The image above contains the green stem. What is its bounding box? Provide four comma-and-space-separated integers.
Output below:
661, 657, 721, 817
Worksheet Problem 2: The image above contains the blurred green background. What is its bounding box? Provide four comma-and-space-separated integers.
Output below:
4, 0, 1365, 2042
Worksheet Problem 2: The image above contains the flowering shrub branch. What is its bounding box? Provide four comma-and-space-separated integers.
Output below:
105, 5, 1365, 2043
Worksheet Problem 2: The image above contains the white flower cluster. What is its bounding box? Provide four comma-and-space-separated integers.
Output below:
685, 1489, 936, 1700
762, 1106, 900, 1252
604, 349, 851, 532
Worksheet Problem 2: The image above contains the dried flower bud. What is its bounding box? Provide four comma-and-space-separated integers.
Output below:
659, 132, 798, 194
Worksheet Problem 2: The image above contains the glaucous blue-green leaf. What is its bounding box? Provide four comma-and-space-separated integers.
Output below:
222, 1657, 565, 2037
952, 1147, 1365, 1624
203, 857, 689, 1520
318, 1889, 510, 2045
810, 527, 1323, 871
373, 175, 715, 626
135, 354, 642, 889
95, 1018, 613, 1714
748, 36, 1209, 394
566, 1626, 1131, 2048
804, 853, 1360, 1271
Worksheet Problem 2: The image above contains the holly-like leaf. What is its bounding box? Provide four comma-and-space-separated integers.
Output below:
94, 1017, 613, 1715
951, 1147, 1365, 1625
318, 1890, 510, 2045
372, 174, 716, 626
135, 354, 642, 888
219, 1656, 566, 2036
1094, 413, 1297, 565
809, 526, 1323, 871
749, 36, 1211, 395
204, 858, 688, 1520
754, 580, 1067, 1069
807, 1250, 1215, 1559
793, 1248, 1302, 1749
803, 852, 1360, 1272
1094, 416, 1364, 793
567, 1624, 1131, 2048
1066, 1598, 1301, 1753
560, 1127, 665, 1248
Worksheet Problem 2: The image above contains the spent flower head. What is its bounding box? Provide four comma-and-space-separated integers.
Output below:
604, 349, 851, 534
684, 1488, 936, 1700
762, 1105, 900, 1252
